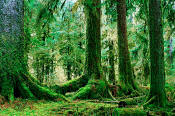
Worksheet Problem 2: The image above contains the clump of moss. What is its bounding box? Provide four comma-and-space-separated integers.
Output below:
72, 79, 109, 100
51, 75, 88, 95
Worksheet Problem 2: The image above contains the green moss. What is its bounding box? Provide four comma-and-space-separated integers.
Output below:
72, 84, 92, 100
1, 99, 174, 116
25, 76, 69, 101
17, 76, 35, 99
72, 80, 109, 100
1, 77, 14, 102
116, 108, 146, 116
52, 75, 88, 95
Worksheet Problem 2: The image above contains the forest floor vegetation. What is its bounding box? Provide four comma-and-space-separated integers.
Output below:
0, 95, 174, 116
0, 76, 174, 116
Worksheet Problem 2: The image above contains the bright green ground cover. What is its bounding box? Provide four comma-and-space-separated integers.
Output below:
0, 99, 174, 116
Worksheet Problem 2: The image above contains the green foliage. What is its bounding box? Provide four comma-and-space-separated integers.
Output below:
25, 0, 86, 82
0, 0, 174, 113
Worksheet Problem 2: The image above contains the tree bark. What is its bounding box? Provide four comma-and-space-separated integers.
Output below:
0, 0, 67, 102
117, 0, 136, 94
53, 0, 102, 95
84, 0, 102, 79
147, 0, 166, 107
108, 40, 116, 84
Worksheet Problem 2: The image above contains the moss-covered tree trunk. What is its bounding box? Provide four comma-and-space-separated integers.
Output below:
117, 0, 136, 94
146, 0, 166, 107
54, 1, 102, 94
108, 40, 116, 84
0, 0, 67, 102
71, 0, 113, 100
84, 0, 102, 80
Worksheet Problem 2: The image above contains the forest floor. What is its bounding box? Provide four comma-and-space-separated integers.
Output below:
0, 97, 174, 116
0, 76, 174, 116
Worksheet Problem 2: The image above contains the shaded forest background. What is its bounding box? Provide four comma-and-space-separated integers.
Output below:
27, 0, 175, 85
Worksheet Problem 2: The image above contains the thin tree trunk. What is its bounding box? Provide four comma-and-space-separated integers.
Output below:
167, 29, 174, 69
108, 40, 116, 84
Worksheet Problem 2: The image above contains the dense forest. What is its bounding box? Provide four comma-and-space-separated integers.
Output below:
0, 0, 175, 115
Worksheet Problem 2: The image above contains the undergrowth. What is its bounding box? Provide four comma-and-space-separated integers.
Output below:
0, 98, 174, 116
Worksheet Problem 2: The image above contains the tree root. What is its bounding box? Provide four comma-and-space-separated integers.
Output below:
0, 76, 15, 102
119, 95, 146, 106
51, 75, 88, 95
72, 80, 110, 100
17, 76, 35, 99
108, 89, 117, 101
143, 96, 156, 107
21, 73, 69, 101
116, 81, 141, 97
0, 73, 69, 102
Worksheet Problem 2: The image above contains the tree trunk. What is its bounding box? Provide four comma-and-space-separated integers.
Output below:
67, 61, 71, 80
147, 0, 166, 107
70, 0, 112, 100
117, 0, 136, 94
167, 29, 174, 69
84, 0, 102, 79
168, 38, 174, 68
0, 0, 67, 102
108, 40, 116, 84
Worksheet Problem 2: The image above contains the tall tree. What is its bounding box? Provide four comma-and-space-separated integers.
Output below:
147, 0, 166, 107
0, 0, 66, 102
85, 0, 102, 79
105, 0, 116, 85
70, 0, 112, 100
117, 0, 136, 93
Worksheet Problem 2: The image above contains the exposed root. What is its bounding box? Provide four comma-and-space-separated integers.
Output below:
108, 89, 117, 101
1, 76, 14, 102
117, 81, 140, 97
16, 76, 36, 99
119, 95, 146, 105
21, 73, 69, 102
143, 96, 156, 107
51, 75, 88, 95
72, 80, 109, 100
0, 73, 69, 102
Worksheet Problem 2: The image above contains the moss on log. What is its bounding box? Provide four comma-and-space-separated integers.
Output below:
21, 74, 69, 101
17, 76, 36, 99
52, 75, 88, 95
0, 73, 69, 103
115, 108, 147, 116
119, 96, 146, 106
72, 80, 109, 100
